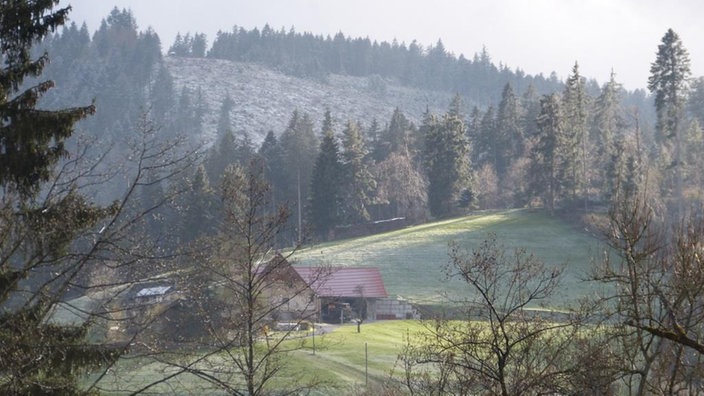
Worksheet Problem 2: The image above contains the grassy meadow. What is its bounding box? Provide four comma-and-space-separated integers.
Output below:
92, 320, 426, 394
293, 209, 604, 306
92, 209, 608, 393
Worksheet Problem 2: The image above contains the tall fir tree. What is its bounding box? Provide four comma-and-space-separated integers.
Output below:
340, 120, 376, 224
309, 110, 342, 238
375, 107, 414, 160
177, 163, 216, 244
474, 105, 496, 169
648, 28, 691, 211
0, 2, 121, 393
495, 83, 524, 178
280, 110, 318, 243
529, 94, 563, 213
258, 129, 286, 209
593, 71, 625, 201
561, 62, 590, 204
423, 98, 471, 217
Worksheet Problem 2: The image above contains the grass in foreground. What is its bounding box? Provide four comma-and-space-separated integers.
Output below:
88, 320, 425, 395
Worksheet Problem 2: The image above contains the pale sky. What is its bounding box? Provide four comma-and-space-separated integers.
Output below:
58, 0, 704, 91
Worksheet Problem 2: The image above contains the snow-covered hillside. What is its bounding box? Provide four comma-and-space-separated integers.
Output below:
165, 56, 459, 143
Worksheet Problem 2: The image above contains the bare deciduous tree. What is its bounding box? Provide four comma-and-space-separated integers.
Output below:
594, 190, 704, 395
127, 159, 329, 395
401, 234, 587, 395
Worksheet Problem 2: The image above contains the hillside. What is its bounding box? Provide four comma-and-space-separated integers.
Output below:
292, 209, 602, 306
165, 56, 458, 143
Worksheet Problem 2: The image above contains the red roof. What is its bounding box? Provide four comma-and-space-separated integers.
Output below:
293, 267, 387, 298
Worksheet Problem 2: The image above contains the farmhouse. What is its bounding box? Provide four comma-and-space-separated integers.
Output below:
294, 266, 388, 322
261, 255, 413, 323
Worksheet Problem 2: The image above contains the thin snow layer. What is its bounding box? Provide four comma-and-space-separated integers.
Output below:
165, 56, 455, 144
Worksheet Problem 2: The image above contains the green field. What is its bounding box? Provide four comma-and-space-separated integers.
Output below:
92, 209, 607, 394
293, 209, 603, 306
283, 320, 425, 393
93, 321, 426, 394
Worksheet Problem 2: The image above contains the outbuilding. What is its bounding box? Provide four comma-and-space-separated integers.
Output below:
293, 266, 387, 322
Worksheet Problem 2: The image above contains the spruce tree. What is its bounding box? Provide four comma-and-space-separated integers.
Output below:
648, 28, 691, 211
0, 2, 120, 393
593, 71, 625, 201
562, 62, 589, 204
423, 102, 471, 218
340, 120, 375, 224
258, 130, 285, 207
280, 110, 318, 243
309, 110, 341, 238
529, 94, 563, 213
495, 83, 523, 178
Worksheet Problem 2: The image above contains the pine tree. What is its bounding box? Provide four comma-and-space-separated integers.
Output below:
648, 28, 691, 211
593, 71, 625, 201
0, 2, 121, 393
495, 83, 523, 178
258, 130, 286, 208
340, 120, 375, 224
562, 62, 589, 204
474, 105, 496, 170
178, 164, 216, 243
529, 94, 563, 213
0, 3, 95, 195
280, 110, 318, 243
375, 107, 414, 160
309, 110, 341, 239
423, 101, 471, 218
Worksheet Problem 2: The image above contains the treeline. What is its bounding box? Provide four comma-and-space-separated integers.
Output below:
170, 24, 566, 103
33, 8, 704, 247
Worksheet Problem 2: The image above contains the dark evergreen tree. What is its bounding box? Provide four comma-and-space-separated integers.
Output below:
561, 62, 589, 204
149, 63, 175, 123
206, 96, 243, 184
648, 28, 691, 211
366, 117, 381, 153
258, 130, 286, 212
423, 99, 471, 218
191, 33, 207, 57
340, 120, 375, 224
374, 107, 414, 160
495, 83, 523, 178
0, 2, 120, 393
206, 128, 237, 184
592, 71, 625, 201
473, 105, 496, 169
169, 32, 188, 55
529, 94, 563, 213
309, 110, 341, 238
279, 110, 318, 243
521, 84, 541, 139
178, 163, 216, 243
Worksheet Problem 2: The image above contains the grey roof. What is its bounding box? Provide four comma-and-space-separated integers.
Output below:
136, 286, 172, 297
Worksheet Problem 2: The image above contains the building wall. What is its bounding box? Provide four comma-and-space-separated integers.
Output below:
376, 297, 419, 320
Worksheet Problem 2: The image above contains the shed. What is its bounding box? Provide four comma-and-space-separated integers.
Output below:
294, 266, 387, 322
134, 285, 173, 304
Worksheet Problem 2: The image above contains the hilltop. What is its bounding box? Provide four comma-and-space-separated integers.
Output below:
165, 56, 457, 143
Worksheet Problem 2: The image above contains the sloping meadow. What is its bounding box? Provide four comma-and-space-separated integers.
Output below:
293, 209, 603, 309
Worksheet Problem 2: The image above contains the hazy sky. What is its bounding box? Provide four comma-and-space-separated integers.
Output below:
58, 0, 704, 91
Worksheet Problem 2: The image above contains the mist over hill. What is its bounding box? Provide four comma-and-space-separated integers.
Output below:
165, 56, 457, 144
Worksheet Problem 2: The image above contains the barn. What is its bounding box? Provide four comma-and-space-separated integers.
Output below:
293, 266, 387, 323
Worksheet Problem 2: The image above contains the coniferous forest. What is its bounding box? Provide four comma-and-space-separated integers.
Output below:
4, 2, 704, 395
31, 8, 669, 244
